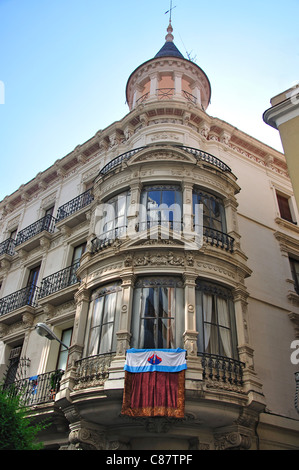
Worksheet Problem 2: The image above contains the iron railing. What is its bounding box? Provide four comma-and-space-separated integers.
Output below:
56, 189, 94, 223
198, 352, 245, 387
39, 261, 80, 299
15, 214, 56, 246
91, 226, 127, 253
98, 145, 231, 178
0, 285, 40, 316
176, 145, 232, 172
157, 87, 175, 100
99, 147, 145, 176
3, 369, 64, 406
0, 238, 15, 256
203, 226, 234, 252
74, 353, 114, 389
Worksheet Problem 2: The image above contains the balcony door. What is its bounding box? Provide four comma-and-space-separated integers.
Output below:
26, 265, 40, 305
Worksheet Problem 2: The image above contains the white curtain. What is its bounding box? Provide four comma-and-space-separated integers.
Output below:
217, 297, 232, 357
203, 293, 213, 352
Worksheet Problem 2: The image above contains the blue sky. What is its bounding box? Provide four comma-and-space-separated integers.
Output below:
0, 0, 298, 201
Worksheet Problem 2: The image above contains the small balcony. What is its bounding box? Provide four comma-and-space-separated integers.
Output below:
0, 285, 40, 321
0, 238, 15, 257
198, 352, 245, 388
39, 261, 80, 305
56, 189, 94, 228
73, 353, 115, 391
14, 214, 56, 251
203, 226, 234, 252
136, 88, 197, 105
3, 369, 64, 407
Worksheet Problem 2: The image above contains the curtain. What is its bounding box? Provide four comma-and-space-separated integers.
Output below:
203, 293, 213, 352
217, 297, 232, 358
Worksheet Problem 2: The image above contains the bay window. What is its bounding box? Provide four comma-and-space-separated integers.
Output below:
196, 280, 238, 359
139, 185, 182, 231
131, 277, 184, 349
86, 283, 122, 356
192, 188, 226, 233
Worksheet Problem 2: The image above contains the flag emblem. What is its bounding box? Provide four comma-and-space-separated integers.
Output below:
148, 353, 162, 365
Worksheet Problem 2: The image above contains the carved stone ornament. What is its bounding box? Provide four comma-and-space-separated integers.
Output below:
68, 426, 107, 450
214, 429, 252, 450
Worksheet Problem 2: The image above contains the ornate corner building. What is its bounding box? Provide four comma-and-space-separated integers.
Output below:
0, 22, 298, 450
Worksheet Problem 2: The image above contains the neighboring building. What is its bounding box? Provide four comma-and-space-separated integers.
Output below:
0, 22, 299, 450
263, 85, 299, 207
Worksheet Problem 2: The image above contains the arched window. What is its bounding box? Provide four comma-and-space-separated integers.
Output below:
86, 283, 122, 356
196, 280, 238, 359
131, 277, 184, 349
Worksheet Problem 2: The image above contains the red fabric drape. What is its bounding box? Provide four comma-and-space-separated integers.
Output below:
121, 370, 185, 418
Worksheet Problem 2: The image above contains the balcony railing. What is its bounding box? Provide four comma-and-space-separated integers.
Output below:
198, 352, 245, 387
39, 261, 80, 299
99, 147, 145, 176
3, 369, 64, 406
176, 145, 232, 172
203, 226, 234, 252
0, 238, 15, 256
56, 189, 94, 223
0, 285, 40, 316
74, 353, 114, 390
15, 214, 56, 246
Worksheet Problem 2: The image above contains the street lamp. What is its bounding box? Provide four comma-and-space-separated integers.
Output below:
35, 322, 69, 349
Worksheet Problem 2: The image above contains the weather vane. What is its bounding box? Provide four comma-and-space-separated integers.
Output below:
165, 0, 176, 22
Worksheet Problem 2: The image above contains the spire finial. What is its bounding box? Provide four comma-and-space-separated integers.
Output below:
165, 1, 176, 42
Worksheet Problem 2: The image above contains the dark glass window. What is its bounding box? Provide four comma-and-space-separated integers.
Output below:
290, 258, 299, 295
192, 188, 226, 232
276, 193, 295, 223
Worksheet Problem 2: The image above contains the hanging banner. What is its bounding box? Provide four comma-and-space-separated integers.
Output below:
121, 348, 187, 418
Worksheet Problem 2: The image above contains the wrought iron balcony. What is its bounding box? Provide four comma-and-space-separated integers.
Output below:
56, 189, 94, 223
91, 226, 127, 253
0, 285, 40, 317
203, 226, 234, 252
198, 352, 245, 387
3, 369, 64, 407
15, 214, 56, 247
0, 238, 15, 256
176, 145, 232, 172
39, 261, 80, 299
74, 353, 114, 391
99, 147, 145, 176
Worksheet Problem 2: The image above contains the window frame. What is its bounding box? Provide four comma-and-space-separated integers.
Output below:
195, 280, 238, 360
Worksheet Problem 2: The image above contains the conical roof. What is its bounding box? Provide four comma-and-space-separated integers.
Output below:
154, 21, 184, 59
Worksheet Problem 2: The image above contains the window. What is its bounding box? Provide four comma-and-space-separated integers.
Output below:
72, 242, 86, 264
98, 191, 131, 241
131, 277, 184, 349
140, 185, 182, 231
290, 258, 299, 295
86, 283, 122, 356
193, 188, 226, 232
196, 280, 238, 359
57, 328, 72, 370
276, 192, 295, 223
9, 228, 18, 240
26, 265, 40, 305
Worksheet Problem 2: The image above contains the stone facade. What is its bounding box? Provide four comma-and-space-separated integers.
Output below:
0, 24, 298, 450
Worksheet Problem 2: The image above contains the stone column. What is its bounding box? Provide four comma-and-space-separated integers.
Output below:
127, 182, 142, 240
149, 72, 159, 98
183, 273, 198, 356
174, 72, 183, 97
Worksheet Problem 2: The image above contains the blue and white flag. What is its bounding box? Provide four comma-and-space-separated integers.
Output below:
124, 348, 187, 373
